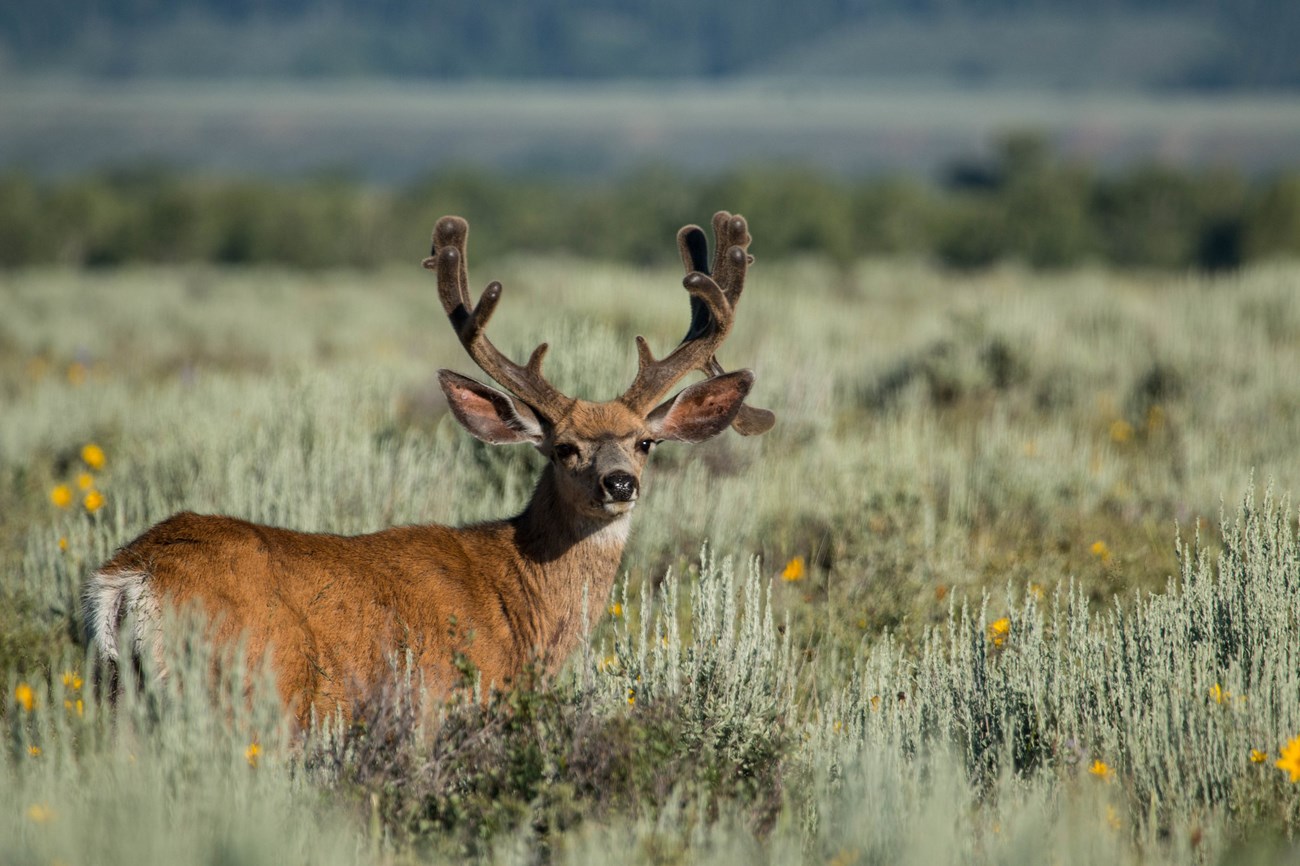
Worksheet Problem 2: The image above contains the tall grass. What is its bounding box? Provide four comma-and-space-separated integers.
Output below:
3, 259, 1300, 862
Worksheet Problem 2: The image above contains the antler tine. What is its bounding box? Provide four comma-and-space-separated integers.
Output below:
665, 213, 775, 436
710, 210, 753, 306
423, 216, 571, 418
620, 271, 734, 414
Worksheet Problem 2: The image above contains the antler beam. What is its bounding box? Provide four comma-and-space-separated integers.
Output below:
423, 216, 573, 419
622, 211, 775, 434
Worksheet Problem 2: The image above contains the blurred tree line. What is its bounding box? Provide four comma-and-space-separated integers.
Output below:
2, 137, 1298, 271
3, 0, 1297, 88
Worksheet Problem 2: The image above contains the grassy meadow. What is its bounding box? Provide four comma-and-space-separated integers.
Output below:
3, 254, 1300, 863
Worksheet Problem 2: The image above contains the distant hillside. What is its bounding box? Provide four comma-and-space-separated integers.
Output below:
1, 0, 1296, 90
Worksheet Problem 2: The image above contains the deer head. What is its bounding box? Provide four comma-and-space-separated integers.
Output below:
423, 213, 773, 523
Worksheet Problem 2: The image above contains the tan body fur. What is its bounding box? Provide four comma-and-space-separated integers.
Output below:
95, 464, 625, 725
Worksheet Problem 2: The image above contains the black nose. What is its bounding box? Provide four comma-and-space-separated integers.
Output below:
602, 472, 638, 502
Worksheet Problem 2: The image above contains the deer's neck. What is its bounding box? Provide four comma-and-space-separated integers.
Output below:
505, 465, 631, 662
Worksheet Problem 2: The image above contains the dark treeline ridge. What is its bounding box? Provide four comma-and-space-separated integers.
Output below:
3, 0, 1297, 88
3, 137, 1299, 272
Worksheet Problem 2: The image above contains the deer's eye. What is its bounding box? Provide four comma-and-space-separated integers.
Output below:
554, 443, 580, 461
637, 439, 656, 454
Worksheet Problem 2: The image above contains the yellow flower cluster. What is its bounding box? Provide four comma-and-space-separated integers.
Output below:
246, 743, 262, 768
62, 670, 84, 717
1277, 736, 1300, 783
987, 617, 1010, 648
1105, 804, 1122, 831
81, 443, 106, 470
781, 556, 805, 582
14, 674, 86, 716
48, 443, 107, 515
1090, 540, 1112, 565
26, 803, 55, 824
1089, 760, 1113, 781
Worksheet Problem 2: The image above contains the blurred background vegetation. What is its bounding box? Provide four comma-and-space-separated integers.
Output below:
3, 1, 1298, 274
2, 136, 1299, 271
3, 0, 1298, 87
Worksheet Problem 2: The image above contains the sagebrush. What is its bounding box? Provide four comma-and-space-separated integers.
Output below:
4, 260, 1300, 863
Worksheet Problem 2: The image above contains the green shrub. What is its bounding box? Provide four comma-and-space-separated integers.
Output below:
2, 154, 1296, 271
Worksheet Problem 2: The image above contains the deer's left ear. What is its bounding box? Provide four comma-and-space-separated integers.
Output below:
646, 370, 754, 443
439, 370, 545, 445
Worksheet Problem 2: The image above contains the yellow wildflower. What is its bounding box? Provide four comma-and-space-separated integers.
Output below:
63, 698, 84, 717
1105, 805, 1122, 831
1250, 749, 1268, 764
26, 356, 50, 380
1089, 760, 1113, 781
1090, 540, 1112, 564
58, 537, 68, 551
1209, 683, 1232, 705
26, 803, 55, 824
81, 443, 106, 470
28, 745, 41, 757
1028, 582, 1045, 600
781, 556, 805, 582
15, 682, 35, 712
83, 489, 105, 513
246, 743, 262, 768
77, 472, 95, 490
627, 688, 636, 706
50, 484, 73, 508
1109, 419, 1133, 443
869, 695, 881, 711
987, 617, 1010, 648
828, 848, 860, 866
1277, 736, 1300, 783
608, 602, 623, 618
61, 671, 83, 690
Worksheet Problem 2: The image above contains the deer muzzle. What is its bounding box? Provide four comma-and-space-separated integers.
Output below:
602, 472, 639, 503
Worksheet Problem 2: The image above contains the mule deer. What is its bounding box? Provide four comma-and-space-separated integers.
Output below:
84, 212, 773, 724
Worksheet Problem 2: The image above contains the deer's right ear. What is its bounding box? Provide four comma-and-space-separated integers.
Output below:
646, 370, 754, 443
439, 370, 544, 445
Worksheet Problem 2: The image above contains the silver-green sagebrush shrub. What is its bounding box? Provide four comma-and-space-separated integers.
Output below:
313, 551, 794, 856
3, 629, 363, 866
6, 265, 1300, 864
817, 485, 1300, 847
